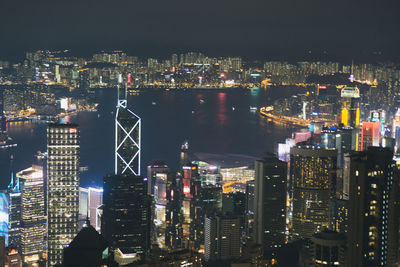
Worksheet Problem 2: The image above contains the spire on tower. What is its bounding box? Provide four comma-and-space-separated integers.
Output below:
117, 73, 127, 108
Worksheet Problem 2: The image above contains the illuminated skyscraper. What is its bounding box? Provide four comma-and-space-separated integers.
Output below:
17, 165, 45, 264
360, 121, 380, 151
204, 215, 241, 262
346, 147, 395, 266
78, 187, 103, 232
165, 172, 184, 250
340, 86, 360, 127
181, 164, 198, 245
101, 174, 150, 256
115, 74, 141, 176
101, 74, 150, 259
290, 147, 337, 240
147, 161, 169, 196
8, 155, 21, 251
47, 123, 80, 266
8, 181, 21, 252
147, 161, 170, 248
253, 156, 287, 253
392, 109, 400, 141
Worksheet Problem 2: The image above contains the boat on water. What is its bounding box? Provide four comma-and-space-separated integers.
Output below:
249, 106, 257, 112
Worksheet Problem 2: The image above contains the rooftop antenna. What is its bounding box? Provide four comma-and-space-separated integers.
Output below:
349, 59, 354, 83
85, 195, 91, 227
117, 74, 127, 108
8, 154, 14, 191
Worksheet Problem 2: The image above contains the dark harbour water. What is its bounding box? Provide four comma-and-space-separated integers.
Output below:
0, 87, 299, 189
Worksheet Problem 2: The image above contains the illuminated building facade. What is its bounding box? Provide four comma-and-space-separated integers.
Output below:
165, 173, 184, 250
180, 162, 223, 251
204, 215, 241, 261
290, 147, 337, 239
101, 174, 150, 256
245, 180, 255, 238
330, 198, 348, 234
150, 163, 169, 248
253, 157, 287, 252
311, 230, 346, 266
8, 168, 21, 252
115, 74, 141, 176
47, 123, 80, 266
340, 86, 360, 127
102, 73, 150, 258
0, 193, 8, 246
17, 166, 45, 264
147, 161, 169, 196
360, 121, 380, 151
181, 164, 198, 245
346, 148, 395, 266
78, 187, 103, 232
392, 109, 400, 148
9, 191, 21, 252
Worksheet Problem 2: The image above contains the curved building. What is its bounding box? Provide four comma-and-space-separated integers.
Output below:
290, 147, 337, 240
312, 230, 345, 266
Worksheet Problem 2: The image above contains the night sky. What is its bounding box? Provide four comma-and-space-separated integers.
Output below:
0, 0, 399, 62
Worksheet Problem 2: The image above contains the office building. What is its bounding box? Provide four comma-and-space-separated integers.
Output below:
101, 174, 150, 257
165, 173, 184, 250
290, 147, 337, 239
340, 86, 360, 127
346, 147, 395, 266
47, 123, 80, 266
147, 161, 169, 196
16, 166, 45, 264
311, 230, 346, 266
204, 215, 241, 262
147, 248, 202, 267
0, 193, 8, 246
253, 156, 287, 252
360, 121, 380, 151
115, 74, 141, 176
180, 163, 198, 246
78, 187, 103, 232
8, 168, 21, 252
5, 248, 23, 267
245, 180, 255, 238
151, 165, 169, 248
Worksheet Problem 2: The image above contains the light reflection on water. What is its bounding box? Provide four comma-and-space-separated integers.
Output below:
0, 88, 295, 189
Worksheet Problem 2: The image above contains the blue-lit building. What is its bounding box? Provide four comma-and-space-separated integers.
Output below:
0, 193, 8, 246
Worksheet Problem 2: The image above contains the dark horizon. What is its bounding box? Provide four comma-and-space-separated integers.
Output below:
1, 0, 399, 64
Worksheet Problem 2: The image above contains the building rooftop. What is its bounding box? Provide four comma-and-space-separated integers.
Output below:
191, 153, 258, 169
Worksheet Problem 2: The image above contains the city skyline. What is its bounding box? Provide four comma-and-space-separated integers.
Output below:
2, 1, 400, 265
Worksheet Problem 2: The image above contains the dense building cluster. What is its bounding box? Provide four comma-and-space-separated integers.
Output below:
1, 50, 400, 91
2, 52, 400, 267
